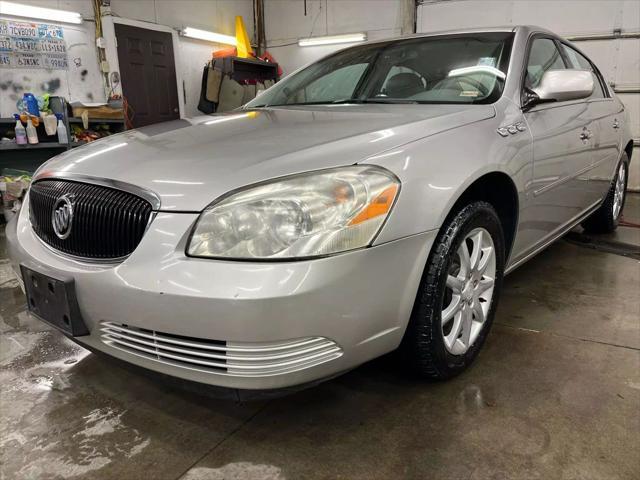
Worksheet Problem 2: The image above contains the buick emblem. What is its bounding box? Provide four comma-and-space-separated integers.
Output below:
52, 195, 74, 240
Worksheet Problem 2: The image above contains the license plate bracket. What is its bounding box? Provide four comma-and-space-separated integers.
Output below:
20, 266, 88, 336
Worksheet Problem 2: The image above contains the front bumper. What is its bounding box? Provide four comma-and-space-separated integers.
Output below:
6, 206, 436, 390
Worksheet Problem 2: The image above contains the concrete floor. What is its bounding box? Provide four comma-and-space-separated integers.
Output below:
1, 195, 639, 480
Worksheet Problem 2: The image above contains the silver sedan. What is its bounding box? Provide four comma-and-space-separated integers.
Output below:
6, 25, 633, 395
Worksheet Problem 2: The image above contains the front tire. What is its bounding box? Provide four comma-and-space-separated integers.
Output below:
401, 201, 505, 380
582, 153, 629, 233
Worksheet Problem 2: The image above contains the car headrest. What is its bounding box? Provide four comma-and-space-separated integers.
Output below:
385, 72, 424, 98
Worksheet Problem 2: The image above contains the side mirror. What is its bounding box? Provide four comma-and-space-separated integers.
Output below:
532, 70, 594, 103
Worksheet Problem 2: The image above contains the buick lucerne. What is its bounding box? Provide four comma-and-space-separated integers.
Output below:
6, 26, 633, 395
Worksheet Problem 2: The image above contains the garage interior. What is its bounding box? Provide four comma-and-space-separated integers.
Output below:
0, 1, 639, 479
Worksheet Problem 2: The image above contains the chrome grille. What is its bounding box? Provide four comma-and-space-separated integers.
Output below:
29, 180, 153, 260
99, 322, 343, 377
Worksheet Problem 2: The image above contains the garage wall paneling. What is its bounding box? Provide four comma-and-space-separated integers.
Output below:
265, 0, 414, 75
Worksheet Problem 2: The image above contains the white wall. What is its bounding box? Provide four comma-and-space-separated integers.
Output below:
265, 0, 413, 75
108, 0, 254, 117
0, 0, 94, 18
0, 0, 253, 118
0, 0, 104, 117
417, 0, 640, 189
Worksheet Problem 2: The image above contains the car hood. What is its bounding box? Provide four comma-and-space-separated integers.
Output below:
37, 104, 495, 211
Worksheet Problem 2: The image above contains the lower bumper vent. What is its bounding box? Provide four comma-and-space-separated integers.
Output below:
99, 322, 342, 377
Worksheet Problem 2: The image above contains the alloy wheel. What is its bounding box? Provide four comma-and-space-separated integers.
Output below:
613, 162, 627, 220
441, 227, 496, 355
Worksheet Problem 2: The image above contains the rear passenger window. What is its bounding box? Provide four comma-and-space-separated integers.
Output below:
560, 44, 606, 99
525, 38, 566, 89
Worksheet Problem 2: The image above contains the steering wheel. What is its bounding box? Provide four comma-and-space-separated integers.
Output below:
433, 75, 491, 97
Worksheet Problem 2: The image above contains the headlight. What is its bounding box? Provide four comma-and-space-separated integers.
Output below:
187, 166, 399, 260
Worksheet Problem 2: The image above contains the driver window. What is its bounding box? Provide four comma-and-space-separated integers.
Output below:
525, 38, 567, 89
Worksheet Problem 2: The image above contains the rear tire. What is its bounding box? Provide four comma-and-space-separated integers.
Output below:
401, 201, 505, 380
582, 153, 629, 233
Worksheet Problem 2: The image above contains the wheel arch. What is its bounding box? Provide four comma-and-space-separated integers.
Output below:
440, 170, 520, 263
624, 139, 633, 163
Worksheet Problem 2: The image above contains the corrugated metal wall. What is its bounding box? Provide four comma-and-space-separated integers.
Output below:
417, 0, 640, 190
265, 0, 412, 75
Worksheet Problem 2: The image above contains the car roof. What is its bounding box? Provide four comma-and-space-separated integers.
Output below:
361, 25, 558, 46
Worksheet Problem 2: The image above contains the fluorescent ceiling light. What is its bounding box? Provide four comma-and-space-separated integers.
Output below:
0, 1, 82, 24
182, 27, 237, 46
298, 32, 366, 47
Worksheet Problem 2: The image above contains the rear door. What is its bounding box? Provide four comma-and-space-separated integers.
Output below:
523, 35, 597, 247
115, 24, 180, 128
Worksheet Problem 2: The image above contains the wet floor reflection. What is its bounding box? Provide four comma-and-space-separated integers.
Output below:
1, 199, 639, 480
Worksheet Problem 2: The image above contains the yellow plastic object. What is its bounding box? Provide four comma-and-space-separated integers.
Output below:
235, 16, 253, 58
19, 113, 39, 127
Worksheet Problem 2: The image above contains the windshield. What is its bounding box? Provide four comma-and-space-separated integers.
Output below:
246, 32, 514, 108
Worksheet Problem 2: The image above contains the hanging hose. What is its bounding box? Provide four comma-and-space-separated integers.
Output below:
122, 97, 135, 130
92, 0, 111, 100
619, 218, 640, 228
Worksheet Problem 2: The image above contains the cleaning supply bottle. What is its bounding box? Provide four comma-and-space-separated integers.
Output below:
14, 120, 27, 145
23, 93, 40, 116
57, 119, 68, 144
26, 118, 38, 144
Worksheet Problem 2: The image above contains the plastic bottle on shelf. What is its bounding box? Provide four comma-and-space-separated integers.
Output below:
43, 113, 57, 135
57, 119, 68, 144
23, 93, 40, 116
26, 118, 38, 144
14, 120, 27, 145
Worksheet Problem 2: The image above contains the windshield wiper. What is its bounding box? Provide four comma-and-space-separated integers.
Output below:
250, 98, 418, 108
361, 98, 419, 104
254, 99, 363, 107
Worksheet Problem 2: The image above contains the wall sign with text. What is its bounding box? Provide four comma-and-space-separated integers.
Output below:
0, 19, 68, 70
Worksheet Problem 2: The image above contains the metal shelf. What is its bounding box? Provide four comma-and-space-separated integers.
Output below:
0, 142, 68, 151
2, 117, 125, 125
68, 117, 125, 124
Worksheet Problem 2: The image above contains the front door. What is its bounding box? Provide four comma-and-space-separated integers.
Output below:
521, 36, 596, 250
115, 24, 180, 128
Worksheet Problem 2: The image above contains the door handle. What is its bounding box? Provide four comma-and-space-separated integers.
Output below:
579, 129, 592, 141
613, 119, 620, 129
